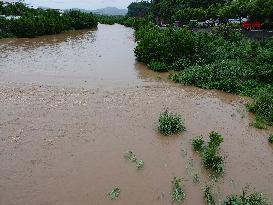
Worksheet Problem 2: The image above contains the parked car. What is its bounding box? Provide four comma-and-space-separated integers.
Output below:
204, 19, 214, 27
242, 21, 261, 30
189, 20, 198, 28
228, 18, 241, 24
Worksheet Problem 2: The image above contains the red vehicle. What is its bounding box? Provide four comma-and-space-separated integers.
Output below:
242, 21, 261, 30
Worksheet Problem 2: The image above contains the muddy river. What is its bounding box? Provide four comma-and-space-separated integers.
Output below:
0, 24, 272, 205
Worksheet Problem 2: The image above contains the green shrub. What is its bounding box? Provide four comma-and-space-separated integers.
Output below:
211, 25, 243, 42
64, 10, 98, 30
268, 133, 273, 144
135, 26, 196, 64
222, 190, 269, 205
122, 17, 150, 30
96, 15, 124, 25
158, 110, 186, 136
171, 177, 186, 203
192, 136, 205, 152
171, 60, 247, 94
203, 147, 224, 175
208, 131, 224, 148
171, 58, 193, 71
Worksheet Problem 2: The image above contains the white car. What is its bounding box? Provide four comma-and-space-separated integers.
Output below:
228, 19, 241, 24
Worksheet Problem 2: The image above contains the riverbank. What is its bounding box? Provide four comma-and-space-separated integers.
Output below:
134, 24, 273, 128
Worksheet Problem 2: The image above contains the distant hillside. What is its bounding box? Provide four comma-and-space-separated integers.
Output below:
63, 8, 92, 13
92, 7, 127, 16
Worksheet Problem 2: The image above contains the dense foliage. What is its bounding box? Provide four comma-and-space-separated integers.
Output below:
0, 2, 98, 38
247, 87, 273, 125
192, 136, 205, 152
96, 15, 124, 25
135, 24, 273, 125
127, 1, 151, 17
149, 0, 273, 25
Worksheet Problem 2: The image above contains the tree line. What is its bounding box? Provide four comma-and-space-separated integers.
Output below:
0, 2, 98, 38
127, 0, 273, 28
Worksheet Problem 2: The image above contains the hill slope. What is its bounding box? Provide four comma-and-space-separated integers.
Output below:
92, 7, 127, 16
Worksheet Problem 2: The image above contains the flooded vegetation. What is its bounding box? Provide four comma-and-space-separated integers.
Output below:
1, 0, 273, 204
0, 24, 272, 205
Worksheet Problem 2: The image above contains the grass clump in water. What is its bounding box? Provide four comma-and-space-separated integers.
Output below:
108, 187, 121, 200
268, 133, 273, 144
158, 110, 186, 136
124, 151, 144, 170
136, 160, 144, 169
124, 151, 137, 162
222, 190, 269, 205
193, 174, 200, 184
192, 136, 205, 152
171, 177, 186, 203
204, 186, 216, 205
192, 131, 225, 175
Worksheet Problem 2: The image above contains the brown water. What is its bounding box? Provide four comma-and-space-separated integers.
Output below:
0, 24, 272, 205
0, 24, 164, 89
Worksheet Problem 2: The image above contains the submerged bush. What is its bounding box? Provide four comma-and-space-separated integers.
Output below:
203, 146, 224, 175
192, 136, 205, 152
192, 132, 225, 175
108, 187, 121, 200
222, 190, 269, 205
204, 186, 216, 205
208, 131, 224, 148
124, 151, 144, 170
158, 110, 186, 136
171, 177, 186, 203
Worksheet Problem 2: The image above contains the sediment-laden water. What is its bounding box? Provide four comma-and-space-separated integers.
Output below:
0, 24, 272, 205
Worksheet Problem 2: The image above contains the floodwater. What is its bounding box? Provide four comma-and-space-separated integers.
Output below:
0, 24, 165, 89
0, 24, 272, 205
